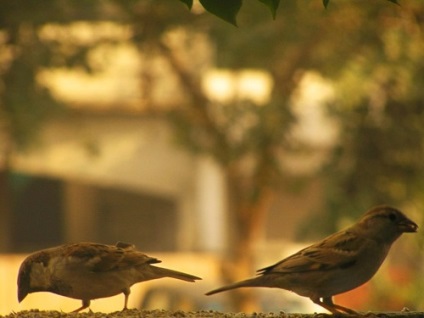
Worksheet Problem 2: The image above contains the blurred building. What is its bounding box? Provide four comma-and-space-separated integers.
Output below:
6, 113, 230, 253
0, 28, 331, 256
3, 85, 325, 255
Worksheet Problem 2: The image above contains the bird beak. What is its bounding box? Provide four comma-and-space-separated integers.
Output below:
18, 288, 28, 303
399, 219, 418, 233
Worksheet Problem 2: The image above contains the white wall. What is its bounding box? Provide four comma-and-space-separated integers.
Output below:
10, 116, 227, 252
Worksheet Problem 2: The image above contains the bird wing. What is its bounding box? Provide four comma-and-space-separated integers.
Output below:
258, 230, 365, 274
64, 242, 161, 272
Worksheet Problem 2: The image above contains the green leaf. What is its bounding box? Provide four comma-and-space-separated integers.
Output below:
199, 0, 242, 26
179, 0, 193, 10
323, 0, 330, 8
258, 0, 280, 19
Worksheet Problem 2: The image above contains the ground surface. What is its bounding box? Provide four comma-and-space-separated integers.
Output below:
2, 310, 424, 318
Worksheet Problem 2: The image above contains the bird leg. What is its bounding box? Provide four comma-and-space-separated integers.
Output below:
71, 299, 90, 313
122, 288, 131, 310
311, 296, 358, 315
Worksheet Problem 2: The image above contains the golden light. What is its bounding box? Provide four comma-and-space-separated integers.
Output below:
202, 68, 273, 105
236, 70, 273, 105
202, 69, 236, 103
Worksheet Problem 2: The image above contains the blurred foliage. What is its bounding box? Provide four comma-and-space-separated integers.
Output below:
299, 4, 424, 236
0, 0, 118, 147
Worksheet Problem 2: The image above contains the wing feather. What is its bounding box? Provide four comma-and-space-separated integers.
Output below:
64, 242, 160, 272
259, 230, 364, 275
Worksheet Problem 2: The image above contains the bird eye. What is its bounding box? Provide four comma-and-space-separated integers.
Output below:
388, 212, 397, 222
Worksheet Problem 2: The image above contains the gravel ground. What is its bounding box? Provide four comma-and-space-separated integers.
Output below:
0, 310, 322, 318
2, 310, 424, 318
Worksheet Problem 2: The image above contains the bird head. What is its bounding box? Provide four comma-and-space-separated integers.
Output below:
17, 251, 52, 302
358, 205, 418, 243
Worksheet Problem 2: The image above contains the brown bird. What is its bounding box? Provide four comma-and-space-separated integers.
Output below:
206, 205, 418, 314
18, 241, 201, 312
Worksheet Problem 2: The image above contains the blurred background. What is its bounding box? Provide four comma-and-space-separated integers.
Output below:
0, 0, 424, 314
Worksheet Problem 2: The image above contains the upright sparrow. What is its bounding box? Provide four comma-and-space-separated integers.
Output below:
206, 205, 417, 314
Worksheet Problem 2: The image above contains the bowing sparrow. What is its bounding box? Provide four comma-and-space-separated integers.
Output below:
206, 205, 418, 314
18, 241, 201, 312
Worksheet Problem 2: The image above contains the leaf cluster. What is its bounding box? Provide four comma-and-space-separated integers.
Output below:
300, 14, 424, 237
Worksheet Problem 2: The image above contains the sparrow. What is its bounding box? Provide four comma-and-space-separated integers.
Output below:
206, 205, 418, 314
17, 241, 201, 312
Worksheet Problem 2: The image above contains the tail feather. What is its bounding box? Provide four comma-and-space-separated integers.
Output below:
206, 277, 263, 295
150, 266, 201, 282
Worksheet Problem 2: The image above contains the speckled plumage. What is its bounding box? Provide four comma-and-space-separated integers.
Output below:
18, 242, 201, 312
206, 205, 418, 314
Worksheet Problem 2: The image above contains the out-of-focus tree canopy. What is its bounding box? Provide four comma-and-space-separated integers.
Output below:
297, 3, 424, 237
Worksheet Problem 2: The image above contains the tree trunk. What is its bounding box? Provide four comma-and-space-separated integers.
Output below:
0, 168, 13, 252
0, 127, 13, 252
222, 164, 275, 312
